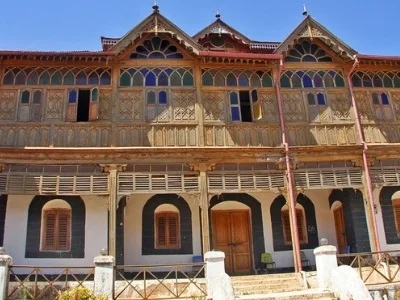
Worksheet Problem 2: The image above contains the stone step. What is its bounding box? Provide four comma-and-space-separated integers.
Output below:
232, 278, 300, 286
234, 281, 304, 291
235, 289, 336, 300
231, 273, 299, 282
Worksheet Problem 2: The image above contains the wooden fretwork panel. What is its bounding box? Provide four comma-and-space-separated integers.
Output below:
203, 91, 226, 121
118, 90, 143, 121
46, 90, 64, 120
0, 90, 17, 120
328, 91, 352, 121
282, 92, 307, 122
172, 90, 196, 121
260, 92, 278, 123
99, 90, 112, 120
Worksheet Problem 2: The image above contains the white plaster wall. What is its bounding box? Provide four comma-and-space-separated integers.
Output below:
124, 194, 202, 265
3, 195, 108, 266
374, 188, 400, 251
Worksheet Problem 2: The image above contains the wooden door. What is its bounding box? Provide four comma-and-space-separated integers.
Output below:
212, 210, 252, 275
333, 205, 347, 254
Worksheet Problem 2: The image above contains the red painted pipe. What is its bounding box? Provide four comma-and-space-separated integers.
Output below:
275, 57, 302, 272
347, 56, 381, 252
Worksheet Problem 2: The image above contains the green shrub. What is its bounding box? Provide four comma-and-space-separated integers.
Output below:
58, 287, 107, 300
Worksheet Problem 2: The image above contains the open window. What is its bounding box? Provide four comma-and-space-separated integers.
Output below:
229, 90, 262, 122
281, 208, 307, 245
18, 89, 43, 121
66, 88, 99, 122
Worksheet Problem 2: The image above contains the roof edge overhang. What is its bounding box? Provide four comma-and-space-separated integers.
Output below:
199, 51, 282, 60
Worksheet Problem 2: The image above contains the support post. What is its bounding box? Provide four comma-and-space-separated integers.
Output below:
313, 239, 338, 290
190, 164, 214, 255
94, 249, 115, 300
194, 64, 205, 147
0, 248, 12, 300
101, 164, 126, 258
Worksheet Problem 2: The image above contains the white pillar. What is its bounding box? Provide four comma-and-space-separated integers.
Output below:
0, 248, 12, 300
204, 251, 225, 297
313, 239, 338, 290
94, 249, 115, 300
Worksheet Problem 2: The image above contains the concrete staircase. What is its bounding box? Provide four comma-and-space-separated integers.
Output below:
231, 273, 336, 299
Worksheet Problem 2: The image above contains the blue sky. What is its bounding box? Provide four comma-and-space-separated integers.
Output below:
1, 0, 399, 55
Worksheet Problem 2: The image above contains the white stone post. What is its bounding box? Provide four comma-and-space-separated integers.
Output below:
204, 251, 225, 298
94, 249, 115, 300
313, 239, 338, 290
0, 248, 12, 300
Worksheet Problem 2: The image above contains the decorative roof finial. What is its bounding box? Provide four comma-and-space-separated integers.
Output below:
153, 1, 159, 12
302, 4, 308, 17
216, 10, 221, 19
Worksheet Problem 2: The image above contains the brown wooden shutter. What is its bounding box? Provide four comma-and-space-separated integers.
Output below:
42, 209, 71, 251
281, 209, 307, 244
43, 210, 56, 250
393, 199, 400, 237
281, 210, 292, 244
57, 210, 71, 250
167, 213, 179, 247
89, 88, 99, 121
156, 214, 167, 247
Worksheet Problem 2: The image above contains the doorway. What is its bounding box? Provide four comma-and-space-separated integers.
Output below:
77, 90, 90, 122
211, 210, 252, 275
333, 204, 347, 254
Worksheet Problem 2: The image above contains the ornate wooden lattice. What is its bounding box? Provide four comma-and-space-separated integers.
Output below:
203, 91, 226, 121
260, 92, 279, 123
0, 90, 17, 120
282, 92, 307, 122
99, 90, 112, 120
118, 90, 144, 121
46, 90, 64, 120
328, 91, 352, 121
172, 90, 196, 121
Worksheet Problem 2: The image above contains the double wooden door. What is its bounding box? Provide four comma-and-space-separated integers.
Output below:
333, 205, 347, 254
211, 210, 252, 275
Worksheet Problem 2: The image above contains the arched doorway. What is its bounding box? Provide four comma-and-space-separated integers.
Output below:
332, 201, 347, 254
209, 193, 265, 275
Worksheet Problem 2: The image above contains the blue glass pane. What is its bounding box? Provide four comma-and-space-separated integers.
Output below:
88, 73, 99, 85
227, 73, 237, 86
307, 93, 315, 105
147, 91, 156, 104
21, 91, 30, 104
144, 40, 154, 51
362, 75, 373, 87
231, 107, 241, 121
373, 75, 383, 87
314, 75, 323, 87
69, 90, 77, 104
372, 93, 379, 105
100, 72, 111, 85
158, 72, 169, 86
3, 72, 14, 84
302, 75, 313, 88
352, 75, 362, 87
76, 72, 87, 85
145, 72, 156, 86
149, 52, 165, 59
238, 74, 249, 87
302, 55, 317, 62
202, 72, 213, 86
159, 91, 168, 104
381, 93, 390, 105
230, 92, 239, 105
136, 46, 149, 55
317, 93, 326, 105
165, 68, 173, 75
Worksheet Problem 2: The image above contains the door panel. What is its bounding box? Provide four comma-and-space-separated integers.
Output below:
212, 210, 252, 275
333, 205, 347, 254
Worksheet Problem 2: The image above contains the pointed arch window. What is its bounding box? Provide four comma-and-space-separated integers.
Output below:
18, 90, 43, 122
201, 69, 273, 87
146, 90, 169, 122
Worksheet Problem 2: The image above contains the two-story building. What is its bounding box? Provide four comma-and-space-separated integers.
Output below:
1, 5, 400, 275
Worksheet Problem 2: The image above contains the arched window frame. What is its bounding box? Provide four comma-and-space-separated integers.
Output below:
285, 40, 333, 63
41, 207, 71, 251
130, 36, 184, 60
154, 210, 180, 249
281, 206, 308, 245
145, 89, 170, 122
201, 69, 273, 88
371, 91, 393, 121
18, 89, 43, 122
